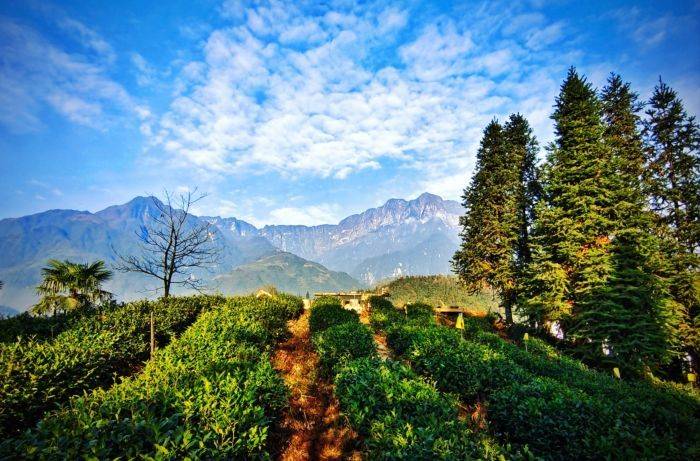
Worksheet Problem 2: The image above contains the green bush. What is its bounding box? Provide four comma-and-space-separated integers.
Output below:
387, 324, 531, 401
395, 323, 700, 460
274, 293, 304, 319
4, 296, 292, 459
0, 309, 91, 343
308, 298, 358, 334
368, 296, 403, 331
0, 295, 225, 437
334, 358, 504, 460
312, 322, 376, 376
404, 302, 434, 325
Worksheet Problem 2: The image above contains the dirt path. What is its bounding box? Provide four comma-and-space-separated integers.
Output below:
270, 310, 361, 461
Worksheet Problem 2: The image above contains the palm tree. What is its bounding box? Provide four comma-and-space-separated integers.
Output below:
33, 260, 113, 315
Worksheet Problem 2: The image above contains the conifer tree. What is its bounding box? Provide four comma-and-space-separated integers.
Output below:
642, 80, 700, 374
520, 68, 618, 341
572, 74, 679, 373
504, 114, 541, 288
643, 80, 700, 253
453, 116, 539, 324
453, 120, 519, 323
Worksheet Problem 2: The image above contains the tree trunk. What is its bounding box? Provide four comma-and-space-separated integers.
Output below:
503, 289, 516, 324
150, 310, 155, 359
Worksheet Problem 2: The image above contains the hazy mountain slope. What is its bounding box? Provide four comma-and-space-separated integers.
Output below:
0, 197, 276, 311
351, 232, 458, 285
0, 192, 464, 311
213, 252, 361, 296
260, 193, 463, 283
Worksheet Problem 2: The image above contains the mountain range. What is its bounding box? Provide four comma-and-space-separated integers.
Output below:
0, 192, 463, 312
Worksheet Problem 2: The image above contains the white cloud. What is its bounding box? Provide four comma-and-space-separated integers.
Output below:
57, 17, 116, 63
268, 203, 343, 226
0, 17, 147, 133
147, 1, 574, 202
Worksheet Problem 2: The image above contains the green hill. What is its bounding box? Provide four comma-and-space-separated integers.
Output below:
377, 275, 498, 313
214, 252, 362, 296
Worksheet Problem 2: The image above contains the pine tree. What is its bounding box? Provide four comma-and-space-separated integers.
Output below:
520, 68, 616, 331
504, 114, 541, 294
643, 79, 700, 374
453, 120, 519, 323
453, 116, 539, 324
643, 80, 700, 253
571, 74, 679, 374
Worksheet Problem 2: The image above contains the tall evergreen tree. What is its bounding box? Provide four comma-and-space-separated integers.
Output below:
504, 114, 541, 289
642, 79, 700, 374
453, 120, 518, 323
520, 68, 617, 337
642, 80, 700, 253
453, 116, 539, 324
572, 74, 679, 373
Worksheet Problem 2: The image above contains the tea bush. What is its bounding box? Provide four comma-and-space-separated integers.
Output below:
308, 298, 358, 334
275, 292, 305, 319
368, 296, 404, 331
334, 357, 508, 460
3, 295, 295, 460
312, 322, 376, 376
387, 321, 700, 460
386, 324, 531, 400
0, 294, 225, 437
404, 302, 434, 325
0, 309, 91, 343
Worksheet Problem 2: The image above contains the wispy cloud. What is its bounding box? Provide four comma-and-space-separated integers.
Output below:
0, 16, 147, 133
149, 0, 571, 192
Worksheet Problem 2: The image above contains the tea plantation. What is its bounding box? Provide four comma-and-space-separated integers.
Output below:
1, 293, 698, 460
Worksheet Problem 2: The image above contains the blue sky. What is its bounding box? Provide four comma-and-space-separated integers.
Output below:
1, 0, 698, 226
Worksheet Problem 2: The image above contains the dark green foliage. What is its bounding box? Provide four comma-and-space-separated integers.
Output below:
275, 292, 305, 319
0, 308, 92, 343
0, 294, 225, 437
4, 295, 294, 459
404, 302, 434, 325
334, 358, 507, 460
312, 322, 377, 376
369, 296, 404, 331
642, 78, 700, 375
453, 115, 539, 323
519, 69, 678, 374
520, 68, 617, 327
387, 321, 700, 460
489, 377, 610, 460
387, 324, 530, 401
642, 78, 700, 253
308, 297, 358, 334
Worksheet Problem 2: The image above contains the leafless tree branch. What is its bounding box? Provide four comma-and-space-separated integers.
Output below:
113, 188, 220, 298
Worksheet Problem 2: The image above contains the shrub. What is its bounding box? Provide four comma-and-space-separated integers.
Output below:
4, 296, 291, 459
368, 296, 404, 332
334, 357, 503, 460
0, 294, 225, 437
489, 377, 607, 460
274, 293, 304, 319
387, 324, 531, 401
312, 322, 376, 376
308, 299, 358, 334
404, 302, 434, 325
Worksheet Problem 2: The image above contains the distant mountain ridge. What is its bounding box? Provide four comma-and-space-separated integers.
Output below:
0, 193, 463, 311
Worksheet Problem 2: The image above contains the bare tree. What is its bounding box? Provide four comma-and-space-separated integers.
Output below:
114, 189, 219, 356
115, 189, 219, 297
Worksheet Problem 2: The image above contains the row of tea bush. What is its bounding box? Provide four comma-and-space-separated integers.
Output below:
1, 294, 303, 459
372, 298, 700, 460
0, 295, 227, 436
310, 296, 525, 459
